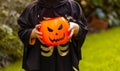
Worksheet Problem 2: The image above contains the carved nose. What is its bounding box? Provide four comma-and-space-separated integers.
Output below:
56, 33, 58, 35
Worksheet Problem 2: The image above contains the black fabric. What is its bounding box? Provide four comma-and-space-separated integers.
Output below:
17, 0, 88, 71
37, 0, 68, 8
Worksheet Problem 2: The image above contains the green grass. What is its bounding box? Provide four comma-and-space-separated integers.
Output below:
79, 27, 120, 71
0, 61, 24, 71
0, 27, 120, 71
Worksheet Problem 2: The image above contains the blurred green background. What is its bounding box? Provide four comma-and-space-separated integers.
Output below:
0, 0, 120, 71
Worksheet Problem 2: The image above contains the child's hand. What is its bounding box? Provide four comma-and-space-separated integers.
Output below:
68, 22, 80, 39
29, 24, 45, 45
33, 25, 42, 37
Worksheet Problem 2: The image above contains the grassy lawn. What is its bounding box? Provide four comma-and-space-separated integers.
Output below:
0, 61, 24, 71
0, 27, 120, 71
79, 27, 120, 71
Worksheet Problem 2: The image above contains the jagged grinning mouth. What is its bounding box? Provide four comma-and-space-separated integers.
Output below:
49, 33, 65, 42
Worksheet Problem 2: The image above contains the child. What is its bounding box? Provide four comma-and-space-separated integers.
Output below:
17, 0, 88, 71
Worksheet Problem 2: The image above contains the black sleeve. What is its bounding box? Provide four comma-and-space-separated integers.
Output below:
70, 1, 88, 47
17, 5, 35, 46
69, 1, 88, 60
75, 5, 88, 48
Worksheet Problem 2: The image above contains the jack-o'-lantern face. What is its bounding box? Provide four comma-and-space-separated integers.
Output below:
39, 17, 70, 46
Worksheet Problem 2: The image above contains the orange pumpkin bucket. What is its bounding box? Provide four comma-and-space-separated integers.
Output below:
39, 17, 70, 46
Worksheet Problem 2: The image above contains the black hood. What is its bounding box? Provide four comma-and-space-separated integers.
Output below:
37, 0, 68, 8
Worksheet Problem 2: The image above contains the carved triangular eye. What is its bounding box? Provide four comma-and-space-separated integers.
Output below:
58, 24, 63, 30
47, 27, 53, 32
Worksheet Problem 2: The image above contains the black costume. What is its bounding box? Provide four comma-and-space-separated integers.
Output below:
17, 0, 88, 71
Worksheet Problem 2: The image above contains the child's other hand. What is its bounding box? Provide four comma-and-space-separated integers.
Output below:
68, 22, 80, 39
